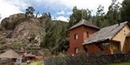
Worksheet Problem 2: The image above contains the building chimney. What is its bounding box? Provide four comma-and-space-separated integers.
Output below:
118, 20, 120, 26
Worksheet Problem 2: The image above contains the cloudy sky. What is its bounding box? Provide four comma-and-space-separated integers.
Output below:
0, 0, 123, 22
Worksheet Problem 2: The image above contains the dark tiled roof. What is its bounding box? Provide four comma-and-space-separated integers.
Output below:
69, 19, 100, 30
83, 21, 128, 45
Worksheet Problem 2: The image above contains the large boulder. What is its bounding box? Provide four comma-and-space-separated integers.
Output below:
1, 13, 25, 30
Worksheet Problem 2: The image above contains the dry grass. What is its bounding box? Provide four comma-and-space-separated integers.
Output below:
28, 61, 43, 65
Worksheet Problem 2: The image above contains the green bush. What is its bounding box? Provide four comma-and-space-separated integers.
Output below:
44, 54, 130, 65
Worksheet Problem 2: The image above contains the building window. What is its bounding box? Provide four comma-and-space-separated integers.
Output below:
74, 34, 78, 39
87, 32, 89, 38
124, 33, 126, 36
124, 30, 126, 35
97, 43, 109, 51
83, 32, 90, 40
101, 43, 109, 50
74, 47, 79, 53
111, 43, 119, 51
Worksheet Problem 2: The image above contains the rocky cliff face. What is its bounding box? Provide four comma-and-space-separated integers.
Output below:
0, 13, 47, 52
0, 13, 68, 54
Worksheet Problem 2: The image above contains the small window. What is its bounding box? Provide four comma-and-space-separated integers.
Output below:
98, 43, 109, 51
101, 43, 109, 50
124, 33, 126, 36
74, 34, 78, 39
87, 32, 89, 38
124, 30, 126, 35
111, 43, 119, 51
74, 47, 79, 53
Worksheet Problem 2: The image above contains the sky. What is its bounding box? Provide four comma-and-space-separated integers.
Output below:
0, 0, 123, 22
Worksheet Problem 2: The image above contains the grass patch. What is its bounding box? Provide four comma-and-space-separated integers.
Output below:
108, 62, 130, 65
28, 61, 44, 65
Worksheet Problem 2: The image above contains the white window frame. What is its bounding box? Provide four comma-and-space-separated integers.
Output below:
75, 48, 79, 53
74, 34, 79, 39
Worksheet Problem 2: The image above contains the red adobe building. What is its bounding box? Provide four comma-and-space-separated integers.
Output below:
67, 19, 99, 55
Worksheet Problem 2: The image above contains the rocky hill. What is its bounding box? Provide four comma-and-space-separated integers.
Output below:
0, 13, 49, 53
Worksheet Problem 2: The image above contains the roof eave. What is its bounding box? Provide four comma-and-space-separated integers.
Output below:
69, 25, 100, 30
83, 38, 110, 45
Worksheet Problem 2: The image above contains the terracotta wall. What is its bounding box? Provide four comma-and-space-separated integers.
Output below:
125, 38, 130, 53
86, 44, 111, 55
67, 25, 98, 55
87, 44, 100, 54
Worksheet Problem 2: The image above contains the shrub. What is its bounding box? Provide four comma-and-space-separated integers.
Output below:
44, 53, 130, 65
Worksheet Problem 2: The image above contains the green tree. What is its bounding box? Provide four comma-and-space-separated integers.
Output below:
69, 6, 82, 27
93, 5, 106, 28
121, 0, 130, 22
40, 20, 69, 55
68, 6, 92, 28
92, 0, 121, 27
35, 12, 39, 18
81, 9, 92, 21
25, 6, 35, 18
105, 0, 121, 25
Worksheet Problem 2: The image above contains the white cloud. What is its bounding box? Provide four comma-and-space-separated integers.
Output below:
53, 16, 69, 22
0, 0, 29, 22
56, 11, 72, 16
47, 0, 123, 22
57, 10, 65, 15
36, 0, 123, 13
6, 0, 29, 9
66, 12, 72, 15
0, 0, 124, 22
